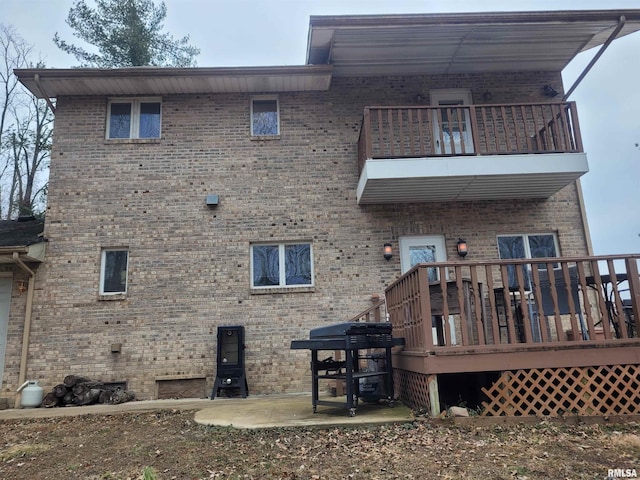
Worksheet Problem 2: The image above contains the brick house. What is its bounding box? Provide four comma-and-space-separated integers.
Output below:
4, 10, 640, 412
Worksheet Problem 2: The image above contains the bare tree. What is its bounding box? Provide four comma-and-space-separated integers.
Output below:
0, 24, 52, 219
1, 24, 30, 216
5, 95, 52, 217
0, 24, 31, 148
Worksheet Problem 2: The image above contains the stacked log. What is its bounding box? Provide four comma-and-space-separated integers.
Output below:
41, 375, 134, 408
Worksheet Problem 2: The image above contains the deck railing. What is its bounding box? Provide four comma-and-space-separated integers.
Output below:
385, 255, 640, 352
349, 297, 387, 323
358, 102, 583, 173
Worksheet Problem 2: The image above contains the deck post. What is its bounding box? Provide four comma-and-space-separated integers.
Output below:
428, 374, 440, 417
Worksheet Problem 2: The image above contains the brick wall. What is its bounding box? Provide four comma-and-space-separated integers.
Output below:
4, 71, 591, 400
1, 267, 31, 402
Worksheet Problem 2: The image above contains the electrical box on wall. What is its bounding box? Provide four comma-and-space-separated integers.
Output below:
206, 194, 219, 207
211, 326, 248, 399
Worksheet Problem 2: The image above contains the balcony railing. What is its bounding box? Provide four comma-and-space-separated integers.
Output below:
385, 255, 640, 352
358, 102, 584, 173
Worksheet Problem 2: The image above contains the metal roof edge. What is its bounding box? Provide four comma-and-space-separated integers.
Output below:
308, 10, 640, 28
14, 64, 333, 81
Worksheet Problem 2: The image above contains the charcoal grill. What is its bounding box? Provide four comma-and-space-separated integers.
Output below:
290, 322, 403, 416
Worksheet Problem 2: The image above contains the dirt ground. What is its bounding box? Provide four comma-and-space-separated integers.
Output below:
0, 409, 639, 480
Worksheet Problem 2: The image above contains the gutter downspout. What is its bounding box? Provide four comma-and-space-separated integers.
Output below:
12, 252, 36, 409
563, 16, 626, 100
33, 74, 56, 115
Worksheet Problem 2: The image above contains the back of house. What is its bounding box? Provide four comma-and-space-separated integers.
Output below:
3, 9, 640, 408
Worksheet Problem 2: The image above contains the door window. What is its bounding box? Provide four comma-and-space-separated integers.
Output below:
399, 235, 455, 345
399, 235, 446, 281
429, 89, 474, 154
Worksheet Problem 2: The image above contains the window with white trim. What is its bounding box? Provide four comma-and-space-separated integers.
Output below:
251, 243, 313, 288
497, 233, 559, 289
107, 98, 161, 139
100, 249, 129, 294
251, 96, 279, 136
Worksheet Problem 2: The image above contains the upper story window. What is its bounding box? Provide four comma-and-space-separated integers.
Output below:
107, 98, 161, 139
100, 248, 129, 295
251, 242, 313, 289
251, 96, 279, 136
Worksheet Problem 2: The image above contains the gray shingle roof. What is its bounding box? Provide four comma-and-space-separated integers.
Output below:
0, 217, 45, 247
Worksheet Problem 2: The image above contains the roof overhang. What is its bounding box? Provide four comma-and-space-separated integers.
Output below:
307, 10, 640, 76
0, 243, 46, 264
15, 65, 334, 98
14, 11, 640, 98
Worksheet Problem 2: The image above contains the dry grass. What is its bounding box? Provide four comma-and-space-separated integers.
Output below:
0, 410, 638, 479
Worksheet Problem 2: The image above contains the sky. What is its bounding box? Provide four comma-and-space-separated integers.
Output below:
3, 0, 640, 256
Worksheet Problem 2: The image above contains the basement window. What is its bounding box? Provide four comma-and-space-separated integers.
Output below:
107, 98, 161, 139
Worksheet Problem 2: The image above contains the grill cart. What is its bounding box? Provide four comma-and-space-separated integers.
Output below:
291, 322, 403, 416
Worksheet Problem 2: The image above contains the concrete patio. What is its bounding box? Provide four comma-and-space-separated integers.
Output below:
0, 393, 413, 428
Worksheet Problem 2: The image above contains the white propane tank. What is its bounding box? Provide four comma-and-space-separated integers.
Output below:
17, 380, 43, 408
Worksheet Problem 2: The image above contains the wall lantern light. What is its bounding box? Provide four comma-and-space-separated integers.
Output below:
383, 243, 393, 261
456, 238, 468, 258
16, 279, 28, 294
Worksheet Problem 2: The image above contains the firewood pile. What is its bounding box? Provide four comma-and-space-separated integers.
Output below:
41, 375, 134, 408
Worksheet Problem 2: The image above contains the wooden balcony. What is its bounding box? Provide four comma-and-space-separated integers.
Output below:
385, 255, 640, 375
356, 102, 589, 204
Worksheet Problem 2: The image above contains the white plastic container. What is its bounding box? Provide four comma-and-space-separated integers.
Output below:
17, 380, 43, 408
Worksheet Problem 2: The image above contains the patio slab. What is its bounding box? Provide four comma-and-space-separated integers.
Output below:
0, 394, 413, 429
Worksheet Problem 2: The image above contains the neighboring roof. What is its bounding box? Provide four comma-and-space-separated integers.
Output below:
15, 65, 334, 98
0, 218, 45, 247
306, 10, 640, 76
14, 10, 640, 98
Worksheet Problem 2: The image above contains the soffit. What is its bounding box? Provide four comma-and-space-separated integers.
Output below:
307, 10, 640, 76
356, 153, 589, 204
15, 65, 334, 98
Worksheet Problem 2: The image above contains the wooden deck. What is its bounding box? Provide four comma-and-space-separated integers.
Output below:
354, 255, 640, 415
358, 101, 583, 172
385, 255, 640, 371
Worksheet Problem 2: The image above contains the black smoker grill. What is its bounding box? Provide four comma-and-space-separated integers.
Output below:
211, 326, 248, 399
290, 322, 404, 416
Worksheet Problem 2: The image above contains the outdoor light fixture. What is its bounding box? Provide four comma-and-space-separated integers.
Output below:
543, 85, 559, 98
16, 279, 27, 294
456, 238, 468, 258
383, 243, 393, 261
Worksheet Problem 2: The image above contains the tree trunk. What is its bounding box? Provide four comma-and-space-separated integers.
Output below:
75, 388, 101, 406
72, 381, 104, 396
53, 384, 68, 398
110, 389, 135, 405
63, 391, 75, 405
41, 392, 60, 408
98, 390, 111, 404
45, 376, 134, 407
63, 375, 92, 388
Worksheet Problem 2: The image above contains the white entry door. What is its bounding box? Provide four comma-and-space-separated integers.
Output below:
399, 235, 456, 345
399, 235, 446, 276
430, 89, 475, 155
0, 277, 12, 390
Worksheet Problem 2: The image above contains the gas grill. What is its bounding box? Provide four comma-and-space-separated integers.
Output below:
291, 322, 404, 416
